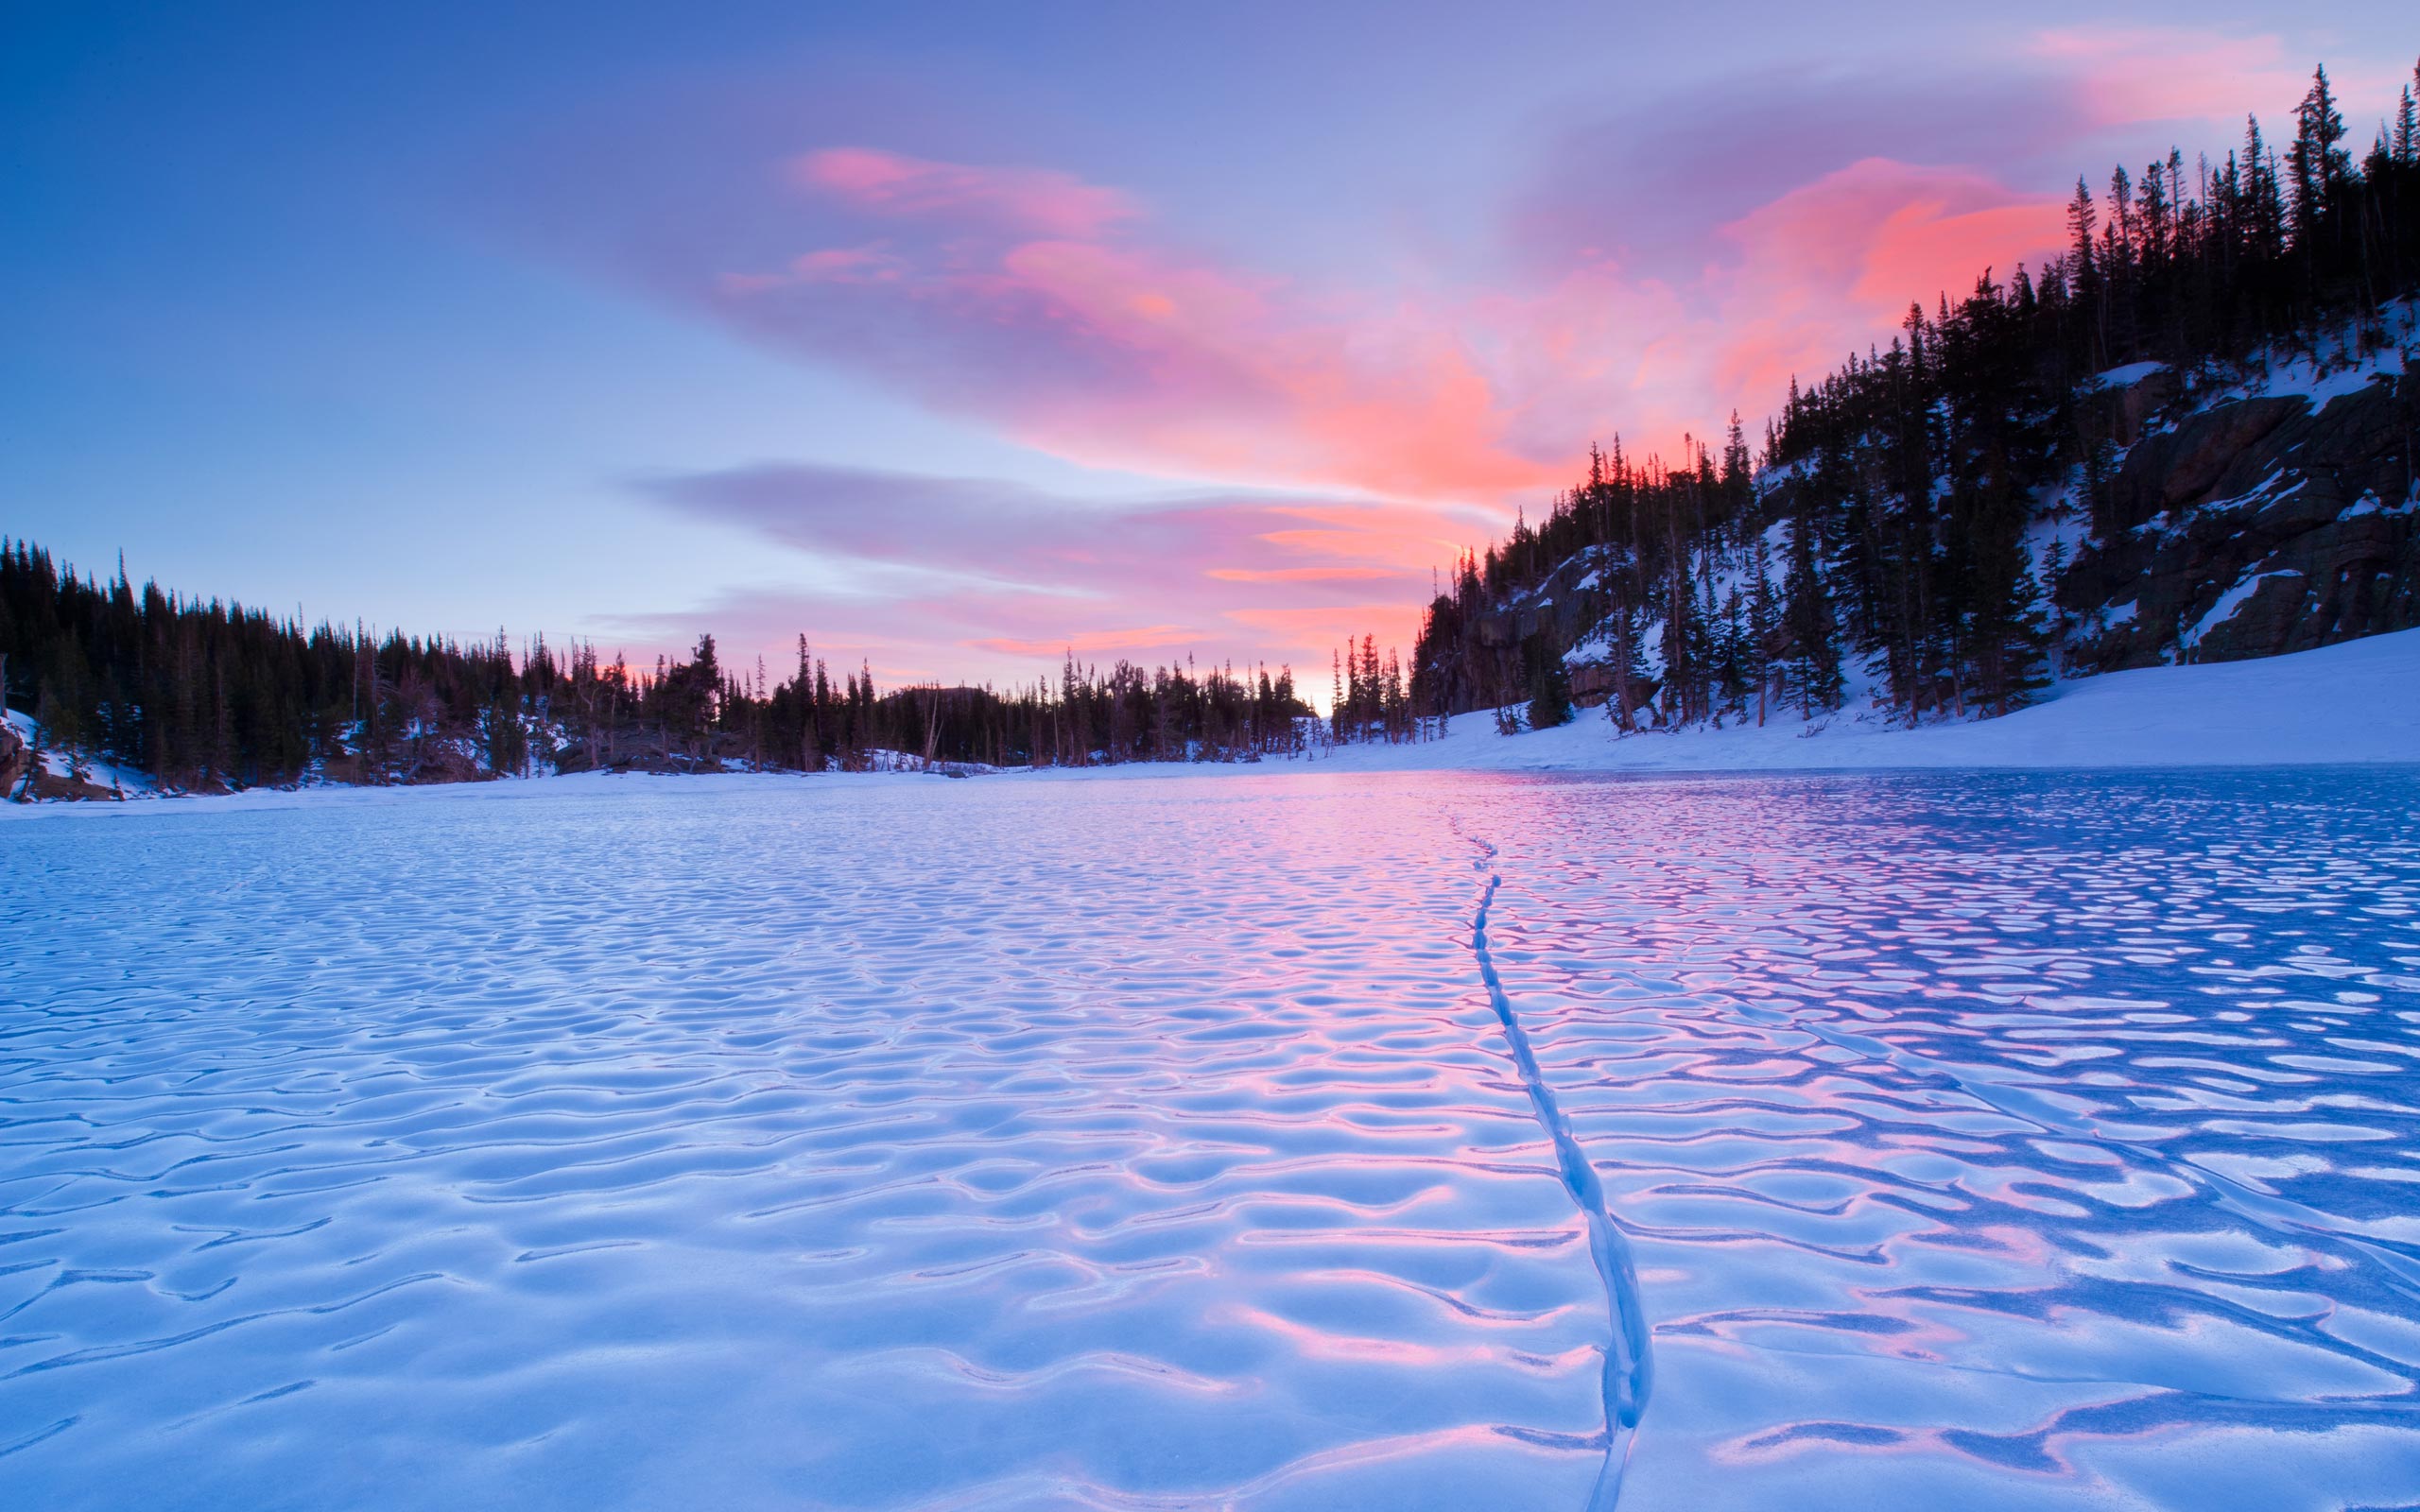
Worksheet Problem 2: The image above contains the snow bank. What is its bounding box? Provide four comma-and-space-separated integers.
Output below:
3, 708, 156, 797
2093, 359, 2169, 388
1207, 627, 2420, 776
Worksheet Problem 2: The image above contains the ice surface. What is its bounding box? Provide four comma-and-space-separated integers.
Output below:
2, 778, 1608, 1509
1461, 770, 2420, 1509
6, 769, 2420, 1509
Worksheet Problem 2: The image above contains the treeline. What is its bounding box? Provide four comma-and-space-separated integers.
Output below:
1417, 61, 2420, 729
1328, 635, 1427, 745
895, 652, 1320, 770
0, 539, 1436, 792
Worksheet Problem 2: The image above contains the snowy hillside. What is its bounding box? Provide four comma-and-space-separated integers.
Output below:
1310, 624, 2420, 774
2, 707, 156, 800
1417, 296, 2417, 761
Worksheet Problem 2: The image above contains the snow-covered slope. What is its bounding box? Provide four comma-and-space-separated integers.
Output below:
1431, 302, 2415, 749
2, 708, 157, 798
1284, 623, 2420, 774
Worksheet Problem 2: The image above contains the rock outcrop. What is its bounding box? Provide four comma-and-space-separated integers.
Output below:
1470, 551, 1606, 652
2064, 369, 2418, 671
0, 718, 29, 799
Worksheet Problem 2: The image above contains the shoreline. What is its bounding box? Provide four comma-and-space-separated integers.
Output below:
9, 627, 2416, 819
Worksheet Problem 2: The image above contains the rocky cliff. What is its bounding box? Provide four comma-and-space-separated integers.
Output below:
1458, 345, 2419, 711
2065, 361, 2418, 671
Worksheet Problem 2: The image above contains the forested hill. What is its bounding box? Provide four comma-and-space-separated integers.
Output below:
1415, 63, 2420, 733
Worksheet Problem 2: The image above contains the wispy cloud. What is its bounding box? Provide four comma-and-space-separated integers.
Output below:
616, 461, 1470, 679
2029, 26, 2317, 129
709, 169, 1554, 499
695, 73, 2137, 502
793, 146, 1140, 237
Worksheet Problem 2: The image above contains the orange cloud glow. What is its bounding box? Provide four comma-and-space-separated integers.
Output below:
1205, 567, 1400, 584
972, 624, 1201, 657
726, 144, 2108, 524
659, 37, 2321, 687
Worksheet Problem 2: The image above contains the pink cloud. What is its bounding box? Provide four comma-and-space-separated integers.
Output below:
724, 155, 1564, 501
2030, 26, 2318, 129
718, 142, 2098, 517
972, 625, 1200, 657
793, 146, 1138, 237
1709, 158, 2069, 391
625, 462, 1473, 680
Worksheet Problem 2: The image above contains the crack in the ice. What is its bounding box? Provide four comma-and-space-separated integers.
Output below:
1466, 838, 1652, 1510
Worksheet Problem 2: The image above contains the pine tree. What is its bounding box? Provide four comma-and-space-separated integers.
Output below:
1781, 514, 1843, 716
2288, 65, 2352, 246
1748, 535, 1778, 727
2244, 114, 2287, 260
2067, 177, 2099, 274
1524, 635, 1572, 730
2137, 159, 2170, 267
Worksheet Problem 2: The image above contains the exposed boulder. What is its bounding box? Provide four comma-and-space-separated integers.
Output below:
0, 717, 29, 799
1568, 662, 1614, 709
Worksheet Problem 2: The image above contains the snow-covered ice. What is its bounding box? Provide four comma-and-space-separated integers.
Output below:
5, 767, 2420, 1509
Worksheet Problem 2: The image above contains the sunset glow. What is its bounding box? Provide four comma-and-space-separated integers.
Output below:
6, 4, 2409, 683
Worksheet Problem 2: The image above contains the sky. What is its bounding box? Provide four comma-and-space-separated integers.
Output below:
5, 3, 2414, 688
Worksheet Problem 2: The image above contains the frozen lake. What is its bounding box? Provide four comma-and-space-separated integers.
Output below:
6, 769, 2420, 1509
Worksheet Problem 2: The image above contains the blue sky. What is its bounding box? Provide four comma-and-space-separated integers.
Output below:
5, 3, 2412, 680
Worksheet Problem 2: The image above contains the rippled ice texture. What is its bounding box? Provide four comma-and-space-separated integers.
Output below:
6, 770, 2420, 1511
